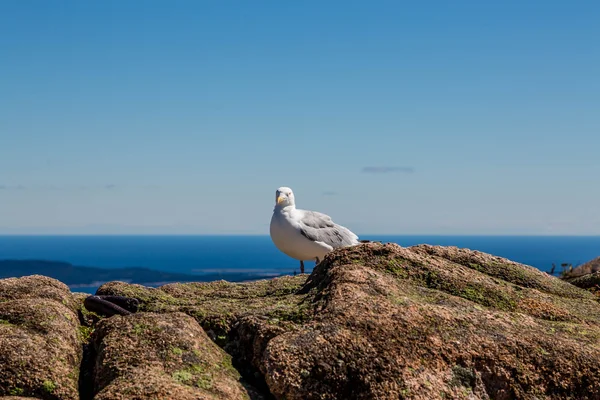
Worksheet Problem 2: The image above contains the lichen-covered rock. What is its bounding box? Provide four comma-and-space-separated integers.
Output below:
0, 274, 78, 313
560, 256, 600, 304
562, 256, 600, 279
0, 275, 81, 400
260, 243, 600, 399
561, 256, 600, 295
564, 271, 600, 292
0, 397, 42, 399
93, 244, 600, 399
92, 312, 249, 399
96, 275, 309, 344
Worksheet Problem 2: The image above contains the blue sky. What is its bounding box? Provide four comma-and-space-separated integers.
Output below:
1, 1, 599, 235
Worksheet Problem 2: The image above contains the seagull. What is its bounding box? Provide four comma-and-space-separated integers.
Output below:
270, 186, 360, 274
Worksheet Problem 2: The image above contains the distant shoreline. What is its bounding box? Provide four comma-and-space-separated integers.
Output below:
1, 234, 600, 237
0, 259, 283, 288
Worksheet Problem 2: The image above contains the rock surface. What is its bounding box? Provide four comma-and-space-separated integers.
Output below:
0, 275, 81, 399
92, 312, 248, 400
266, 244, 600, 399
96, 243, 600, 399
561, 256, 600, 293
563, 256, 600, 279
2, 243, 600, 399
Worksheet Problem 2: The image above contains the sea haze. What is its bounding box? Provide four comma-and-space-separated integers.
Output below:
0, 235, 598, 294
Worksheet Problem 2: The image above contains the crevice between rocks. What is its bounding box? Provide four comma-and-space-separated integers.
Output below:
200, 318, 278, 399
78, 339, 96, 400
223, 329, 276, 400
75, 307, 276, 400
77, 309, 96, 400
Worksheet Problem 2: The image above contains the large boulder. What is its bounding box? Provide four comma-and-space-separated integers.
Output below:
262, 244, 600, 399
98, 243, 600, 399
91, 312, 249, 399
0, 275, 81, 400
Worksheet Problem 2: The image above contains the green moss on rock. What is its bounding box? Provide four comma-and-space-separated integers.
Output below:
0, 276, 81, 400
96, 275, 310, 339
93, 312, 249, 399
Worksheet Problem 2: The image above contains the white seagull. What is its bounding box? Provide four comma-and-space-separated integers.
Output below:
269, 186, 360, 273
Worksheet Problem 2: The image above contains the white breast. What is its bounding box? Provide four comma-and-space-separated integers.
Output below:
270, 210, 331, 261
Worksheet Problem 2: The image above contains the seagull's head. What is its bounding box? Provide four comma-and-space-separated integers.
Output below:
275, 187, 295, 208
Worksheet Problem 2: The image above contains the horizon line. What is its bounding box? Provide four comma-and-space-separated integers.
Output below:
0, 233, 599, 237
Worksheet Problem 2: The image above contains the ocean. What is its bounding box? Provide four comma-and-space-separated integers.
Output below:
0, 235, 598, 293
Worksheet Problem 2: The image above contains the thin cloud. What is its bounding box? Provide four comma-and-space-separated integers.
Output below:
0, 185, 26, 190
0, 184, 119, 191
361, 166, 415, 174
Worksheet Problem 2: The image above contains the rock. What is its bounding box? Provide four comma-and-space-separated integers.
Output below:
94, 274, 313, 394
260, 243, 600, 399
561, 256, 600, 293
100, 243, 600, 399
0, 274, 78, 313
96, 275, 309, 345
3, 244, 600, 399
0, 397, 42, 400
563, 256, 600, 279
0, 275, 81, 399
563, 271, 600, 291
91, 312, 249, 399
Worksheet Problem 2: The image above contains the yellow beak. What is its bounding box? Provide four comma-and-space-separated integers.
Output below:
277, 195, 285, 205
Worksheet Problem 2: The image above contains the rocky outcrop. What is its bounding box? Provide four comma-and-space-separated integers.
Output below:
564, 272, 600, 292
262, 244, 600, 399
98, 243, 600, 399
563, 256, 600, 279
561, 256, 600, 292
0, 276, 81, 399
2, 243, 600, 399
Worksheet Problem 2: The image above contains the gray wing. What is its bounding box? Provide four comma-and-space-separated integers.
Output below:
298, 210, 359, 248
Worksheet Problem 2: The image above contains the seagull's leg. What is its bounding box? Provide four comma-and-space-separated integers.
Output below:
315, 257, 320, 265
300, 260, 305, 274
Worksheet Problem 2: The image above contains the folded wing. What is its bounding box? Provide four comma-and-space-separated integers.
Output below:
298, 210, 359, 248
